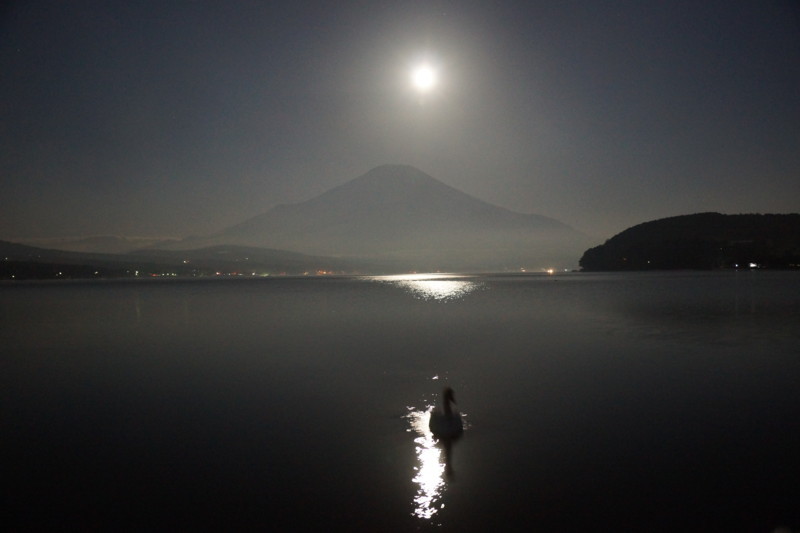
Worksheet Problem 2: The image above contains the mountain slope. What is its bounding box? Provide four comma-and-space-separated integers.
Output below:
579, 213, 800, 270
17, 235, 177, 254
0, 240, 386, 279
174, 165, 589, 269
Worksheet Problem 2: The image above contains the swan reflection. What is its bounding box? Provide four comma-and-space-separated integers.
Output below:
405, 391, 466, 522
369, 273, 480, 301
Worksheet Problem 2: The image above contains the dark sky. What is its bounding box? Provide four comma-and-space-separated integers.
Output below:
2, 0, 799, 242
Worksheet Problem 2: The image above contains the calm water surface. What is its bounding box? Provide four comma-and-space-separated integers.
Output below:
3, 272, 800, 531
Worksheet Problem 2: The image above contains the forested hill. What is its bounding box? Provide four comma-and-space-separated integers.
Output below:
579, 213, 800, 271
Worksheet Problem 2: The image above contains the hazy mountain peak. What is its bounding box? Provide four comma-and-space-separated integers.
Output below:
198, 164, 591, 269
311, 164, 461, 205
359, 164, 431, 180
348, 164, 448, 189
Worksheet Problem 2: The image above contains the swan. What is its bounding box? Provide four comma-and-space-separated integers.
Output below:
428, 387, 464, 439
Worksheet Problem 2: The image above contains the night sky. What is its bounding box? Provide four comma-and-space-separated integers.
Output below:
2, 0, 799, 243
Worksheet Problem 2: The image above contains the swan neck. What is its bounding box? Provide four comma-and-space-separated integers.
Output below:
444, 399, 453, 415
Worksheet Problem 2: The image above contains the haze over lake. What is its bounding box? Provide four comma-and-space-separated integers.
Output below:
4, 272, 800, 530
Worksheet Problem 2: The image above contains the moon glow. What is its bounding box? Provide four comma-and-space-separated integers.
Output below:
411, 64, 437, 92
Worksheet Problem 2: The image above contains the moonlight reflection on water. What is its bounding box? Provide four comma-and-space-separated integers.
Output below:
405, 406, 445, 521
367, 273, 481, 301
405, 397, 469, 523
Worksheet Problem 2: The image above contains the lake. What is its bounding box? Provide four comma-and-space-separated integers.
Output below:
3, 272, 800, 531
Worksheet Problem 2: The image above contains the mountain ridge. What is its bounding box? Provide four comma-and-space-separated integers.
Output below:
0, 240, 389, 279
5, 165, 592, 273
579, 212, 800, 270
171, 164, 589, 269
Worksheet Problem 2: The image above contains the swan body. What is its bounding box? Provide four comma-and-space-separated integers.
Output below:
429, 387, 464, 439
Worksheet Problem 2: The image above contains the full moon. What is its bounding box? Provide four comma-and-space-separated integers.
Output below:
411, 64, 437, 92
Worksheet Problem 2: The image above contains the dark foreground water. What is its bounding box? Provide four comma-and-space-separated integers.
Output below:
3, 272, 800, 531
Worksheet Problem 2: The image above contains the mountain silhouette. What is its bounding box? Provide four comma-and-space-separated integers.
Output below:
169, 165, 590, 270
579, 212, 800, 270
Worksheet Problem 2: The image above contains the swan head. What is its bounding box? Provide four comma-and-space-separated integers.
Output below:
443, 387, 456, 404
